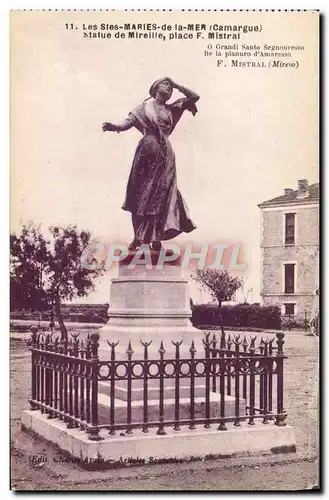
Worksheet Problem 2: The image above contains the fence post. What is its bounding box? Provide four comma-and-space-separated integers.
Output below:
46, 334, 55, 419
219, 327, 226, 349
211, 333, 217, 393
227, 334, 232, 396
107, 340, 119, 435
67, 339, 74, 427
233, 335, 242, 427
156, 341, 167, 436
262, 339, 269, 424
53, 336, 59, 416
172, 339, 183, 432
242, 336, 248, 400
259, 339, 265, 412
79, 340, 85, 427
275, 332, 287, 427
126, 341, 134, 435
44, 334, 52, 418
217, 338, 227, 431
29, 326, 39, 410
141, 340, 152, 434
61, 337, 69, 422
203, 333, 211, 429
189, 340, 196, 430
268, 338, 274, 419
39, 333, 46, 414
85, 334, 91, 425
71, 332, 80, 427
218, 330, 228, 431
88, 332, 103, 441
248, 336, 256, 425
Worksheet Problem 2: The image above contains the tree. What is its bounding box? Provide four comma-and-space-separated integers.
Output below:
10, 223, 49, 312
10, 222, 104, 340
192, 269, 244, 311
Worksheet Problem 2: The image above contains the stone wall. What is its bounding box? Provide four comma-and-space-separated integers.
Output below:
261, 205, 319, 321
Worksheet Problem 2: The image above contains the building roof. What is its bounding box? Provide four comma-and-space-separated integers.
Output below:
258, 182, 319, 208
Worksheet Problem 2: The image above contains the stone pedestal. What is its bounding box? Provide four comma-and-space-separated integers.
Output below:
98, 250, 244, 421
99, 250, 202, 354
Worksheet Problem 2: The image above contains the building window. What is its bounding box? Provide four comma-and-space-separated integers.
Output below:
284, 303, 295, 315
285, 213, 295, 245
284, 263, 295, 294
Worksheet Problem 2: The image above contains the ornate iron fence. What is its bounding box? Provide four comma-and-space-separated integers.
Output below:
28, 326, 287, 440
280, 310, 310, 331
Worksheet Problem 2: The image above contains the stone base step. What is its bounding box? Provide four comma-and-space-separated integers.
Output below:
99, 379, 211, 401
21, 409, 297, 468
97, 391, 246, 424
98, 379, 240, 402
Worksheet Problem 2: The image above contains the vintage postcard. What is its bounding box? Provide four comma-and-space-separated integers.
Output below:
10, 10, 319, 491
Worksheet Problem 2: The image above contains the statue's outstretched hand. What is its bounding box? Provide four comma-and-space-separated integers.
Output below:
102, 122, 118, 132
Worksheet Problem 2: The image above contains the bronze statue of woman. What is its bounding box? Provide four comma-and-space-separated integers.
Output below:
102, 77, 199, 251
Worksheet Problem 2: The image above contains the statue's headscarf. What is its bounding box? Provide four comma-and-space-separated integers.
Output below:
148, 78, 172, 98
148, 78, 198, 115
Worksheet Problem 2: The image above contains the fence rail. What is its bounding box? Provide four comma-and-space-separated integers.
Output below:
28, 326, 287, 440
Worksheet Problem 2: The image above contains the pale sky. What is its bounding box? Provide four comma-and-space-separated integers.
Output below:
10, 11, 319, 304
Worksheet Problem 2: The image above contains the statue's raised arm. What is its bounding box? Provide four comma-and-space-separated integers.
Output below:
165, 77, 200, 102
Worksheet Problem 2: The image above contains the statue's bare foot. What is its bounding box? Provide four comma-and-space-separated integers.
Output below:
128, 238, 142, 251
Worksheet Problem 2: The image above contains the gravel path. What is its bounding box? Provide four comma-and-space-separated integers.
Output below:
10, 331, 319, 491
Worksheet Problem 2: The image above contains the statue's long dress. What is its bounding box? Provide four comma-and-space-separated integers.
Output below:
121, 97, 197, 242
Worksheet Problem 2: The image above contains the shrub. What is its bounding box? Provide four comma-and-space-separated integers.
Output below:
191, 303, 281, 329
10, 304, 109, 324
190, 303, 218, 326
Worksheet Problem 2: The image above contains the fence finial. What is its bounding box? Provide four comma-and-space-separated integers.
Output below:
202, 332, 210, 348
189, 340, 196, 356
158, 341, 166, 355
53, 335, 60, 351
233, 334, 242, 346
250, 336, 256, 350
107, 340, 120, 348
107, 340, 119, 361
30, 325, 38, 346
140, 340, 152, 348
70, 330, 80, 356
276, 332, 285, 355
172, 339, 183, 347
126, 340, 134, 358
70, 330, 80, 341
140, 341, 151, 361
90, 332, 100, 360
220, 328, 226, 349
